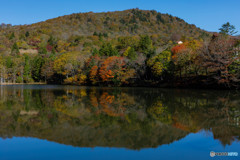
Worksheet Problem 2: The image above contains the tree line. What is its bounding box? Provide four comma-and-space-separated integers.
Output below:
0, 21, 239, 88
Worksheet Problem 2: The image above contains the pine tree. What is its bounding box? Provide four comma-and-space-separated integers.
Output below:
9, 32, 15, 40
32, 56, 44, 81
23, 55, 32, 82
219, 22, 238, 36
92, 48, 99, 56
93, 32, 98, 36
25, 31, 30, 37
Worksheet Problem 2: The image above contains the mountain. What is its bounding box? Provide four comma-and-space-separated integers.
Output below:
0, 9, 208, 49
0, 9, 214, 86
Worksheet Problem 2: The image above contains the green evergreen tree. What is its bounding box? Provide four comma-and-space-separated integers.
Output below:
103, 33, 108, 38
98, 33, 103, 41
138, 35, 153, 53
6, 57, 13, 68
11, 42, 20, 55
128, 47, 137, 60
51, 48, 56, 55
32, 56, 44, 81
9, 32, 15, 40
48, 35, 55, 46
99, 43, 119, 56
39, 46, 47, 54
23, 55, 32, 83
25, 31, 30, 37
92, 48, 99, 55
93, 32, 98, 36
219, 22, 238, 36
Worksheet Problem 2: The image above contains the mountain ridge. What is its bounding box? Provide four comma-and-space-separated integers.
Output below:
0, 8, 208, 41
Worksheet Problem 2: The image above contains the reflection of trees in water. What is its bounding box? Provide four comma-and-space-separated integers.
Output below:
159, 90, 240, 146
0, 86, 239, 148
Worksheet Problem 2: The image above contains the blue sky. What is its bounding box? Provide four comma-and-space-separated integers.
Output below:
0, 0, 239, 33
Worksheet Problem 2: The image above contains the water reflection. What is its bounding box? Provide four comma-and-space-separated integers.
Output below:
0, 85, 239, 149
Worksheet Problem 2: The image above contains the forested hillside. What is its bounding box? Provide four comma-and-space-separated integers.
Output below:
1, 9, 206, 38
0, 9, 239, 88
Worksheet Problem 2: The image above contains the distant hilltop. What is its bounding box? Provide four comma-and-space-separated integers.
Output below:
0, 9, 208, 39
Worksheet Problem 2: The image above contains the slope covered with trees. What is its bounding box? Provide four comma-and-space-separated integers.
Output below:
1, 9, 206, 38
0, 9, 239, 88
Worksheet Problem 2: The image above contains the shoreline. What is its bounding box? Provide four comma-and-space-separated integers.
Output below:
0, 83, 46, 85
0, 78, 237, 90
0, 83, 235, 91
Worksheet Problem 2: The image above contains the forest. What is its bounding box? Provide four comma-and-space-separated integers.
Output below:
0, 9, 239, 88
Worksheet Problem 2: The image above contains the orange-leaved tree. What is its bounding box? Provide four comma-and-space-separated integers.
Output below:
89, 65, 99, 84
99, 56, 125, 83
86, 55, 102, 84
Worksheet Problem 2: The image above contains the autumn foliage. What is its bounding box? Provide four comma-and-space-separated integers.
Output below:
89, 65, 99, 84
0, 9, 240, 88
99, 56, 125, 82
171, 44, 186, 58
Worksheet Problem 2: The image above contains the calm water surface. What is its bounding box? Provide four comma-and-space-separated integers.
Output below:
0, 85, 239, 160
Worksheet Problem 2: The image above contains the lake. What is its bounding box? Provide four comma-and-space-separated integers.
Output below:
0, 85, 239, 160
